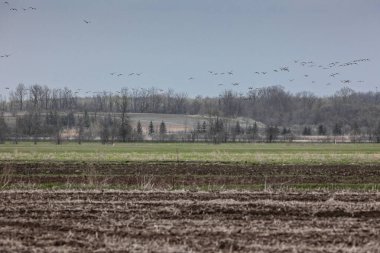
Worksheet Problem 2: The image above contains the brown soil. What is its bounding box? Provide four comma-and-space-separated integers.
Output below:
0, 190, 379, 252
1, 163, 380, 187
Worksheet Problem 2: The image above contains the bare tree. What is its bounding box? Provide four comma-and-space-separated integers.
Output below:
14, 83, 27, 111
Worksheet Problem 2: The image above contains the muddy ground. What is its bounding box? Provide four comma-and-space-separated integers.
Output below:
0, 190, 379, 252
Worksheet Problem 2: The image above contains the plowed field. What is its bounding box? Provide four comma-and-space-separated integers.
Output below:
0, 191, 379, 252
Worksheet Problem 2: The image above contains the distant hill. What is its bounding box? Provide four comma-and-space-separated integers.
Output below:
126, 113, 264, 133
2, 112, 264, 133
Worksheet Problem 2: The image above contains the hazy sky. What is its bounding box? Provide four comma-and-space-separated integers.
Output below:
1, 0, 379, 97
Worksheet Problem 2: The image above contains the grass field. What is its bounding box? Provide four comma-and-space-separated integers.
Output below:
0, 142, 379, 165
1, 142, 379, 191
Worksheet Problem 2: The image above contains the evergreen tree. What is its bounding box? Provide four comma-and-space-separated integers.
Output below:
318, 124, 327, 135
159, 121, 167, 141
148, 121, 154, 135
136, 121, 143, 140
159, 121, 167, 135
253, 122, 258, 135
231, 121, 241, 142
119, 114, 132, 142
234, 121, 241, 135
207, 117, 226, 144
247, 122, 259, 142
265, 125, 279, 143
302, 126, 312, 136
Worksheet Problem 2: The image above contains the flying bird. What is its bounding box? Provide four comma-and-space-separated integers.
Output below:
232, 82, 239, 86
117, 74, 123, 77
339, 62, 358, 67
83, 19, 91, 24
280, 67, 289, 72
10, 8, 17, 11
228, 71, 233, 75
188, 77, 194, 80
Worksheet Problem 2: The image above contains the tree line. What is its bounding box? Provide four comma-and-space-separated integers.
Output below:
0, 84, 380, 143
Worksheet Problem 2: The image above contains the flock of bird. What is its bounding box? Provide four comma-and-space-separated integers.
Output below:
4, 1, 36, 11
1, 1, 376, 94
109, 72, 143, 78
183, 57, 371, 90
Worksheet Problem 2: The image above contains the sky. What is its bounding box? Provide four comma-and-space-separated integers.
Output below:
1, 0, 380, 98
